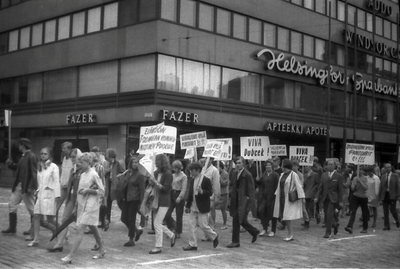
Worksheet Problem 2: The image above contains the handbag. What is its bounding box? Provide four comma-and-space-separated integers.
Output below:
288, 172, 299, 202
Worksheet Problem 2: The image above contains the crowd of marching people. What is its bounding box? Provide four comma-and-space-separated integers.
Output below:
1, 138, 400, 263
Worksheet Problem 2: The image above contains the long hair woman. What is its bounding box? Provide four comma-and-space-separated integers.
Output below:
148, 154, 175, 254
61, 153, 105, 263
28, 147, 60, 247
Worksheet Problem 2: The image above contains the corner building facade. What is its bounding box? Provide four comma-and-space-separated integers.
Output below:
0, 0, 399, 166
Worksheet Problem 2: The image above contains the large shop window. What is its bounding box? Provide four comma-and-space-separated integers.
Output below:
121, 55, 155, 92
348, 94, 372, 121
79, 61, 118, 97
263, 76, 294, 109
15, 74, 42, 103
222, 68, 259, 103
330, 90, 345, 116
157, 55, 220, 98
294, 83, 326, 113
44, 68, 77, 101
375, 99, 394, 123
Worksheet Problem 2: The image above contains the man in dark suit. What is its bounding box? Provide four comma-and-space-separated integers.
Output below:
379, 163, 400, 230
226, 156, 259, 248
182, 162, 219, 251
315, 159, 343, 238
303, 165, 320, 229
2, 138, 38, 240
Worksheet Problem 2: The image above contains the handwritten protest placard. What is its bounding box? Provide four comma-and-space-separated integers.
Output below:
184, 148, 195, 159
180, 131, 207, 149
270, 145, 287, 156
202, 140, 224, 159
137, 122, 177, 154
345, 143, 375, 165
289, 146, 314, 166
207, 138, 232, 161
240, 136, 271, 160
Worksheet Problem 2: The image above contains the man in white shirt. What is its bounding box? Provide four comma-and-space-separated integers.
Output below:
58, 141, 73, 208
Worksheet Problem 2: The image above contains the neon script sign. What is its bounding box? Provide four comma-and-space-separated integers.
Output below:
255, 49, 398, 97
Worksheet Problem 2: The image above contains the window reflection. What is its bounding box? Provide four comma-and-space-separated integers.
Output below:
375, 99, 394, 123
263, 76, 294, 109
222, 69, 259, 103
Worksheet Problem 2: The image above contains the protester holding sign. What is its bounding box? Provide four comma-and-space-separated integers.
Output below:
148, 154, 176, 254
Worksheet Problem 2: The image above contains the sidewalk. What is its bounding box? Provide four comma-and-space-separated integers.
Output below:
1, 187, 400, 268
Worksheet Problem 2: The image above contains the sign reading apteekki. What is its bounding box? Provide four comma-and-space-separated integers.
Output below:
265, 121, 329, 136
66, 113, 96, 124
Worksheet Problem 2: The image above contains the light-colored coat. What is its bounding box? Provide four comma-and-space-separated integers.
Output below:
34, 162, 60, 216
273, 171, 305, 221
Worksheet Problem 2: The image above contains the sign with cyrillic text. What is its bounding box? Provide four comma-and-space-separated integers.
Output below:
180, 131, 207, 149
208, 138, 232, 161
137, 122, 177, 154
289, 146, 314, 166
270, 145, 287, 156
240, 136, 271, 160
345, 143, 375, 165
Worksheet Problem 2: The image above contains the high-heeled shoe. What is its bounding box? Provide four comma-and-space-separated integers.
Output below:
61, 256, 73, 264
93, 250, 106, 259
27, 241, 39, 247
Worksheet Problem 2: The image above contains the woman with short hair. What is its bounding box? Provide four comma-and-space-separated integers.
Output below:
28, 147, 60, 247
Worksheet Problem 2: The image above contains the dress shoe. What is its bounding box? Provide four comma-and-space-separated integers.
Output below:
148, 230, 155, 235
61, 256, 73, 264
252, 231, 259, 243
323, 233, 331, 239
48, 246, 63, 252
334, 224, 340, 235
226, 242, 240, 248
213, 234, 219, 248
267, 231, 275, 237
135, 229, 143, 242
149, 248, 162, 254
383, 227, 390, 230
124, 241, 135, 247
283, 237, 294, 242
344, 226, 353, 234
182, 245, 197, 251
170, 234, 176, 247
93, 250, 106, 259
360, 229, 367, 233
259, 230, 267, 236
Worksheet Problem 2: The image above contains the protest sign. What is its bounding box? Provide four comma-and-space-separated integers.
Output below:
240, 136, 270, 160
137, 122, 177, 154
270, 145, 287, 156
207, 138, 232, 161
139, 155, 154, 176
345, 143, 374, 165
202, 140, 224, 159
184, 148, 195, 159
180, 131, 207, 149
289, 146, 314, 166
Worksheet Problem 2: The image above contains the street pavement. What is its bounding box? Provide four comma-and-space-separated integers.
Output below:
0, 186, 399, 269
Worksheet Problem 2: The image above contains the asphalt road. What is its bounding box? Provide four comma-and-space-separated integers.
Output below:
0, 187, 399, 269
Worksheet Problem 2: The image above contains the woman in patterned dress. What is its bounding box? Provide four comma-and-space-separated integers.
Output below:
61, 152, 106, 263
28, 147, 60, 247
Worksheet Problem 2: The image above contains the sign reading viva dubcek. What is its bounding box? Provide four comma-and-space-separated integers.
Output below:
289, 146, 314, 166
137, 122, 177, 154
240, 136, 271, 160
345, 143, 375, 165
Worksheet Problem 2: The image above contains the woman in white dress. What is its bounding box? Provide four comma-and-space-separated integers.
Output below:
28, 147, 60, 247
61, 152, 106, 264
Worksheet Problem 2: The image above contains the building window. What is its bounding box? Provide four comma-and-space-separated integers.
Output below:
383, 60, 391, 78
121, 55, 155, 92
104, 2, 119, 29
292, 0, 301, 6
180, 0, 196, 27
349, 94, 372, 121
263, 23, 276, 48
216, 8, 231, 36
161, 0, 177, 22
72, 12, 85, 37
8, 30, 19, 51
315, 0, 326, 14
294, 82, 326, 113
79, 61, 118, 96
375, 16, 383, 36
375, 57, 383, 76
384, 20, 391, 39
233, 13, 247, 40
348, 5, 355, 26
139, 0, 157, 22
290, 31, 301, 54
391, 23, 397, 42
31, 23, 43, 46
0, 79, 14, 105
118, 0, 138, 27
199, 3, 214, 31
44, 67, 77, 101
249, 18, 261, 44
87, 7, 101, 33
336, 44, 345, 66
375, 99, 394, 123
392, 62, 397, 80
357, 9, 366, 29
263, 76, 293, 109
337, 1, 345, 21
58, 16, 70, 40
366, 13, 373, 32
330, 90, 344, 116
327, 0, 336, 18
222, 68, 259, 103
315, 38, 326, 61
0, 32, 8, 53
20, 26, 30, 49
44, 19, 56, 43
304, 0, 314, 10
277, 27, 289, 51
303, 35, 314, 58
17, 74, 42, 103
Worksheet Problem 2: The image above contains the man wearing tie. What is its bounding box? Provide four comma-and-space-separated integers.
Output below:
226, 156, 259, 248
315, 160, 343, 238
379, 163, 400, 230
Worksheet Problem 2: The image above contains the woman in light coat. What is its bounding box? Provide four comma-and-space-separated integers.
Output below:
28, 147, 60, 247
273, 159, 305, 241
